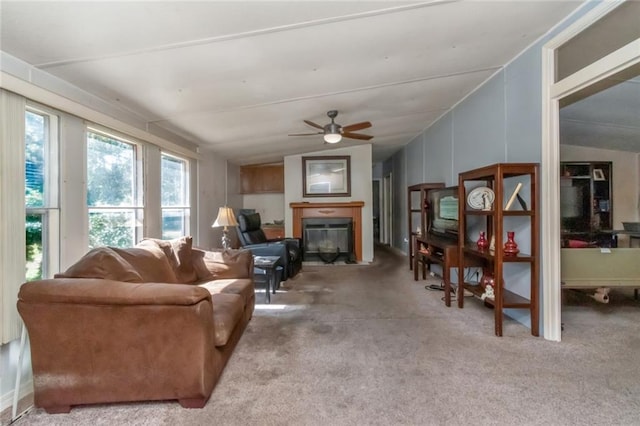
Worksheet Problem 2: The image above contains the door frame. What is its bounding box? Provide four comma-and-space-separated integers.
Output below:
541, 1, 640, 341
382, 173, 393, 245
372, 178, 382, 243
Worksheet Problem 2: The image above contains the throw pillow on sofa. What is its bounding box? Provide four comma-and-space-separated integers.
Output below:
137, 236, 197, 283
111, 246, 179, 283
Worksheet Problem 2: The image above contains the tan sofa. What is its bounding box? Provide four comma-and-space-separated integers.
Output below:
17, 237, 255, 414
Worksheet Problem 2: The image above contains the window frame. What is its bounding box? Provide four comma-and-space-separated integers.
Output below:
25, 105, 60, 280
160, 151, 191, 240
86, 128, 144, 248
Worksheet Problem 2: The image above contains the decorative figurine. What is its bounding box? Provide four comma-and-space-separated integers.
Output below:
479, 268, 495, 301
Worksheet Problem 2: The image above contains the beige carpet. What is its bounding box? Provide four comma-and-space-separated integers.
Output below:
13, 245, 640, 425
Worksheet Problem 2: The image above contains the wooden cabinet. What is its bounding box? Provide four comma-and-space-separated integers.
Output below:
560, 161, 612, 239
407, 183, 444, 270
458, 163, 539, 337
263, 226, 284, 240
240, 164, 284, 193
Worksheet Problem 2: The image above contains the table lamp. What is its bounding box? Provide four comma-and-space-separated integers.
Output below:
212, 206, 238, 249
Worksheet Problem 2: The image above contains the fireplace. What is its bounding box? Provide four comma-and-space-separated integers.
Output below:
302, 218, 354, 263
290, 201, 364, 261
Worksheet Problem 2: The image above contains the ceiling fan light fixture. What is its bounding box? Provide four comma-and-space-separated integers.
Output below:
324, 121, 342, 143
324, 132, 342, 144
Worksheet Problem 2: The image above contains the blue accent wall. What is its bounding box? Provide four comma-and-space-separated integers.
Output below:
406, 135, 425, 186
424, 112, 455, 185
389, 1, 601, 332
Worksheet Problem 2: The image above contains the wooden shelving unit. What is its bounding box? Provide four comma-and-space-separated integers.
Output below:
407, 182, 444, 270
560, 161, 613, 246
457, 163, 539, 337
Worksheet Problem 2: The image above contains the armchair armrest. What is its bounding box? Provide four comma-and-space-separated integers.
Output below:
192, 248, 254, 280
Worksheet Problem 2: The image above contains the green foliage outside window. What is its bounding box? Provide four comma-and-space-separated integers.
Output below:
25, 111, 46, 280
87, 132, 137, 248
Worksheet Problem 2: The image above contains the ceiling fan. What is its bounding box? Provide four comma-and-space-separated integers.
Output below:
288, 110, 373, 144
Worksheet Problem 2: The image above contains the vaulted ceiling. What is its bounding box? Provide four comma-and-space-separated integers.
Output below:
1, 1, 584, 165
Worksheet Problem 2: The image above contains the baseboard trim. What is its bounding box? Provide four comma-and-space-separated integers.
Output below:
0, 380, 33, 413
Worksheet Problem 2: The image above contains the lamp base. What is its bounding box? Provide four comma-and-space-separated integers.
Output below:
221, 228, 231, 250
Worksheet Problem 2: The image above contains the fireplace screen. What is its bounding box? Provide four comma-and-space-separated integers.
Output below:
302, 218, 354, 263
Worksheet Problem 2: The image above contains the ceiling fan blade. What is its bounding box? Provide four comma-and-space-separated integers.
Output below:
342, 121, 372, 132
288, 132, 323, 136
343, 132, 373, 141
303, 120, 325, 130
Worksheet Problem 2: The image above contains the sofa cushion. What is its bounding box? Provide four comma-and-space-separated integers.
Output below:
196, 278, 254, 309
137, 236, 197, 283
192, 249, 253, 281
211, 293, 244, 347
111, 246, 178, 283
54, 247, 143, 282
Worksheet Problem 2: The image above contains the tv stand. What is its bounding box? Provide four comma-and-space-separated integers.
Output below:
414, 234, 459, 307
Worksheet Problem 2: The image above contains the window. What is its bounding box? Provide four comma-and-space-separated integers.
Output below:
87, 130, 143, 248
161, 152, 190, 239
25, 108, 59, 281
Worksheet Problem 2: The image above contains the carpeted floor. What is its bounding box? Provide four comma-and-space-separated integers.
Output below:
12, 245, 640, 425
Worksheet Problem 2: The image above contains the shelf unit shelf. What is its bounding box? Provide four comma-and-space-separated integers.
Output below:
458, 163, 539, 337
407, 182, 445, 270
461, 283, 531, 308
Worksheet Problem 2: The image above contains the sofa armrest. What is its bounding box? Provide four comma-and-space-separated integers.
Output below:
18, 279, 211, 306
17, 278, 219, 411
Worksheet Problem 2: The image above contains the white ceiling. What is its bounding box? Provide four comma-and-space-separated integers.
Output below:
560, 74, 640, 152
1, 1, 584, 165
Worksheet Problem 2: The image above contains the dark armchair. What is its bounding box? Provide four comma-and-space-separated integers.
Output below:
236, 213, 302, 280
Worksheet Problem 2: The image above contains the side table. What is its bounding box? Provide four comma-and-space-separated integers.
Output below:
253, 255, 281, 304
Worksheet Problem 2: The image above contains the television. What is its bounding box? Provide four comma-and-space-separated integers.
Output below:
427, 186, 459, 240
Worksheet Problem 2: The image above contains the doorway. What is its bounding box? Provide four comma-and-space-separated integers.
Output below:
372, 179, 381, 243
382, 173, 393, 245
542, 1, 640, 341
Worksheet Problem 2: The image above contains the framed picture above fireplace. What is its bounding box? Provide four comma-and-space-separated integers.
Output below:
302, 156, 351, 197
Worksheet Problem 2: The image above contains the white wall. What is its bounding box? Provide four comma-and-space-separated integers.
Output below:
242, 194, 285, 224
284, 144, 374, 263
196, 151, 227, 249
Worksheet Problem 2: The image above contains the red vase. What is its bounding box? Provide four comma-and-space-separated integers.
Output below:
477, 231, 489, 250
504, 231, 520, 256
480, 268, 495, 289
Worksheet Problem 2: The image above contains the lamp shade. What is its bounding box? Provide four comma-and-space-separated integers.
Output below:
212, 206, 238, 228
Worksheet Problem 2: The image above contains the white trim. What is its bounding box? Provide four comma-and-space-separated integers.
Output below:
541, 43, 562, 341
1, 380, 33, 414
541, 0, 639, 341
544, 1, 624, 51
551, 39, 640, 99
